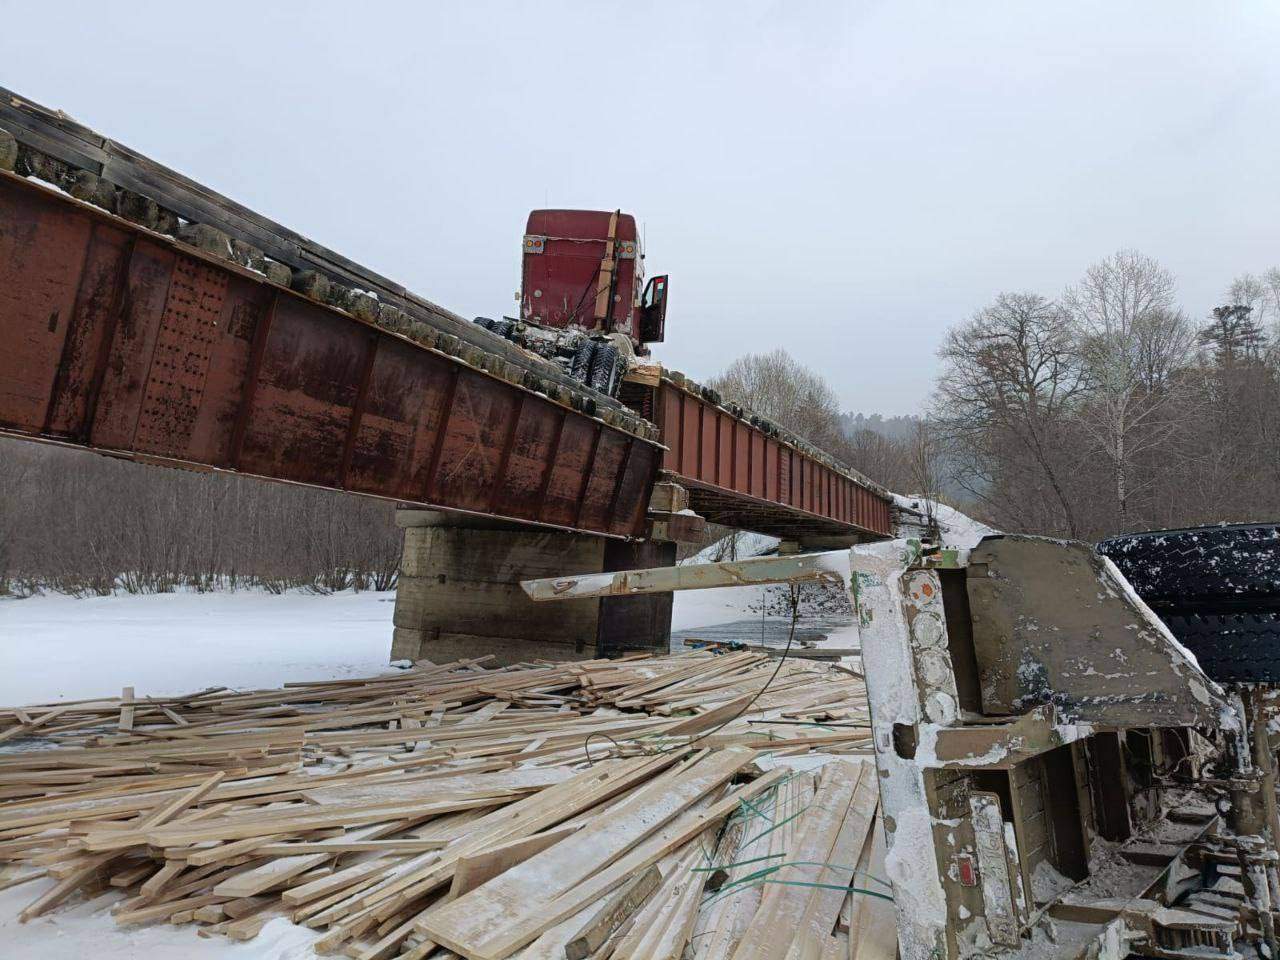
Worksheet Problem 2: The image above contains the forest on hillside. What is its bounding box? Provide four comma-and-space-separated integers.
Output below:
2, 249, 1277, 595
711, 249, 1280, 540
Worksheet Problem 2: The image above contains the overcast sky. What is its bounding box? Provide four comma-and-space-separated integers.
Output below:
3, 2, 1278, 415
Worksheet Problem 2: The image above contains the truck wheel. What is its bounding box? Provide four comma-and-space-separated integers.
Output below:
1098, 524, 1280, 681
1098, 524, 1280, 606
570, 339, 595, 382
1158, 611, 1280, 683
605, 354, 625, 396
587, 343, 622, 395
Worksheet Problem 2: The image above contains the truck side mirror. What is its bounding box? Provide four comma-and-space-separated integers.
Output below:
639, 275, 669, 343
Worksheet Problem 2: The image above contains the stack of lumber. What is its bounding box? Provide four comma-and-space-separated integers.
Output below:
0, 651, 891, 959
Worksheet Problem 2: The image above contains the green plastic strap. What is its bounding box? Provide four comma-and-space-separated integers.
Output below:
741, 801, 811, 847
691, 852, 785, 873
733, 792, 775, 826
703, 866, 895, 908
702, 860, 892, 903
726, 771, 802, 826
705, 864, 784, 900
781, 861, 893, 889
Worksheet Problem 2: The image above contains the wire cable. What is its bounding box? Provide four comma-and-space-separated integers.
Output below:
582, 584, 803, 765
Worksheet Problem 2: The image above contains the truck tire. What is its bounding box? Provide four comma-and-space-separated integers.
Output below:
1158, 611, 1280, 683
587, 343, 622, 396
1098, 524, 1280, 682
569, 339, 595, 383
1098, 524, 1280, 607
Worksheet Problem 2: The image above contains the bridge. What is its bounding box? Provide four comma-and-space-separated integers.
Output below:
0, 87, 893, 662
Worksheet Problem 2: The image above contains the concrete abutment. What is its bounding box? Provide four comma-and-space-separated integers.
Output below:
390, 510, 674, 665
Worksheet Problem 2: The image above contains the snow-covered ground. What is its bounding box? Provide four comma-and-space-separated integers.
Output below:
0, 589, 399, 704
891, 493, 999, 549
0, 887, 321, 960
0, 584, 792, 705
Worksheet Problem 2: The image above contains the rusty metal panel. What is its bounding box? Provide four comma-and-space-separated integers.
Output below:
717, 409, 732, 487
0, 179, 95, 434
185, 274, 272, 465
90, 240, 177, 450
133, 255, 229, 458
699, 402, 716, 480
346, 334, 454, 498
659, 386, 682, 475
653, 382, 892, 538
734, 420, 749, 491
614, 443, 659, 535
484, 397, 563, 522
779, 449, 792, 506
542, 418, 600, 528
430, 369, 524, 512
236, 292, 368, 488
577, 430, 628, 531
44, 225, 134, 438
764, 439, 773, 501
679, 392, 698, 477
0, 173, 658, 539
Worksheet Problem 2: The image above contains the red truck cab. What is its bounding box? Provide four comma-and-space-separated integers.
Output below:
520, 209, 668, 352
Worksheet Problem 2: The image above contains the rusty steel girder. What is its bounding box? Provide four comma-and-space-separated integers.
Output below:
655, 382, 893, 539
0, 172, 661, 537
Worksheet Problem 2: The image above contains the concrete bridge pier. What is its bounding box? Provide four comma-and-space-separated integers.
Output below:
390, 509, 675, 666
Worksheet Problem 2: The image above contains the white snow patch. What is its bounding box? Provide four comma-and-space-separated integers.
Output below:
665, 532, 789, 631
891, 494, 998, 550
670, 585, 772, 631
0, 589, 397, 704
0, 881, 320, 959
680, 531, 780, 565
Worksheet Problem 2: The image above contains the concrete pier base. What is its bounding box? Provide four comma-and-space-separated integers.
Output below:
390, 510, 674, 665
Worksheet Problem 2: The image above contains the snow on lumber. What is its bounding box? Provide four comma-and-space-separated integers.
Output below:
0, 650, 882, 959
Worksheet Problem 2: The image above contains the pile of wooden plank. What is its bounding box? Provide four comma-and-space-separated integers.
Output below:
0, 651, 892, 959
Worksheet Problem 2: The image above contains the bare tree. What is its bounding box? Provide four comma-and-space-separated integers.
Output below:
933, 292, 1087, 537
708, 348, 845, 450
929, 255, 1280, 539
843, 428, 914, 490
0, 438, 401, 597
1064, 251, 1195, 526
906, 420, 943, 529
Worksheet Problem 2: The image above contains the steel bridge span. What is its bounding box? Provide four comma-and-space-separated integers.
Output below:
0, 90, 893, 660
